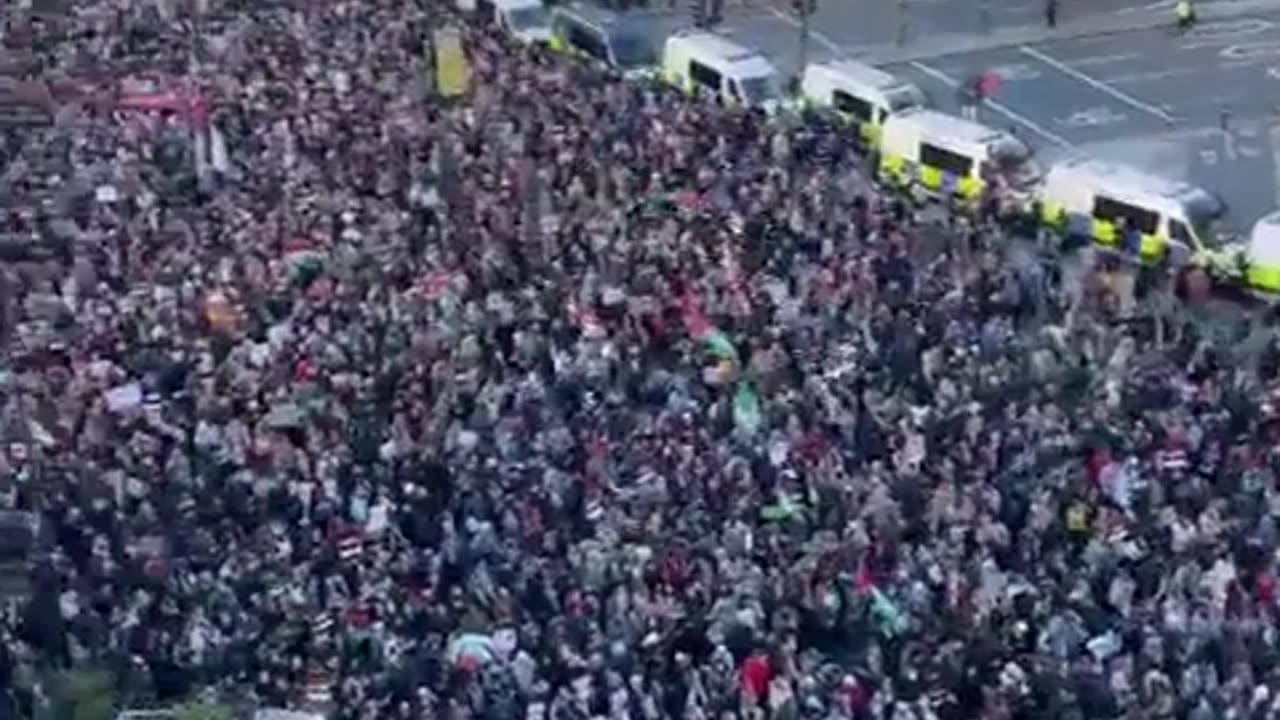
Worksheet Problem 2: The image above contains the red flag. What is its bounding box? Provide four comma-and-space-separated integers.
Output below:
679, 292, 713, 339
415, 269, 456, 300
854, 560, 876, 596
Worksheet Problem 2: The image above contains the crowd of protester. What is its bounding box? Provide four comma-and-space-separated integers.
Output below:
3, 1, 1280, 720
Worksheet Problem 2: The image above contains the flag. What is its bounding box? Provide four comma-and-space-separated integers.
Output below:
680, 292, 739, 364
432, 27, 471, 98
869, 588, 908, 637
283, 237, 326, 286
413, 269, 457, 300
704, 330, 739, 364
733, 382, 762, 435
854, 561, 876, 595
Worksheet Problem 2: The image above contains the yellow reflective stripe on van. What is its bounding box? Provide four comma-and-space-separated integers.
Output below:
548, 35, 565, 52
1248, 263, 1280, 292
957, 175, 981, 199
1093, 218, 1118, 246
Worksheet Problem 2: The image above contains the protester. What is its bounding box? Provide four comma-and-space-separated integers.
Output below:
2, 2, 1280, 720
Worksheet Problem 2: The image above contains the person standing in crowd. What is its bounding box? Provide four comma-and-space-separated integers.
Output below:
0, 3, 1277, 720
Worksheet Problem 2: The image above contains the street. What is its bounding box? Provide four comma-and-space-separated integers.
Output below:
886, 14, 1280, 227
703, 1, 1280, 228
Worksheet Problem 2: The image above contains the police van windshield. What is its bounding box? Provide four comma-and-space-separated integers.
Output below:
740, 75, 780, 105
884, 86, 925, 112
610, 33, 655, 68
508, 5, 549, 30
992, 138, 1039, 187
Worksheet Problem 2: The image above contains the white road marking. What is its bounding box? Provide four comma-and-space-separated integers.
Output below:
1019, 45, 1178, 124
1117, 0, 1173, 14
1178, 18, 1275, 48
1056, 106, 1128, 128
1101, 67, 1201, 84
1068, 53, 1141, 68
1220, 40, 1280, 62
765, 6, 841, 52
987, 63, 1041, 82
909, 61, 1074, 148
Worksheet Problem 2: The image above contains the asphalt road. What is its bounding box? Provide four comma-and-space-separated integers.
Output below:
879, 13, 1280, 227
710, 0, 1177, 50
701, 5, 1280, 229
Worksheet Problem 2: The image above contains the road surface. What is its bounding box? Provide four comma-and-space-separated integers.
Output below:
885, 13, 1280, 227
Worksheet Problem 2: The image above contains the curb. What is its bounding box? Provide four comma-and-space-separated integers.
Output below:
852, 0, 1280, 64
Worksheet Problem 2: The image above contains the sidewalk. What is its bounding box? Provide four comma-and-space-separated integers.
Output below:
853, 0, 1280, 64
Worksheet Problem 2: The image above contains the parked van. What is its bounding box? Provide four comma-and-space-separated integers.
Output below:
1038, 158, 1227, 265
549, 5, 658, 77
662, 31, 782, 112
798, 60, 925, 147
474, 0, 552, 44
879, 108, 1039, 204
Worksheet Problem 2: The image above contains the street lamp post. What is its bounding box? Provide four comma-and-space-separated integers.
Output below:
896, 0, 908, 46
793, 0, 816, 72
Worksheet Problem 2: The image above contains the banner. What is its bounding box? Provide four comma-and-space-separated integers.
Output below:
432, 27, 471, 98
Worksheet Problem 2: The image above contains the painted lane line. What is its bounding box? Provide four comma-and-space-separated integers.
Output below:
1068, 53, 1142, 68
909, 61, 1074, 148
765, 6, 841, 52
1018, 45, 1178, 124
1100, 67, 1201, 85
1117, 0, 1174, 14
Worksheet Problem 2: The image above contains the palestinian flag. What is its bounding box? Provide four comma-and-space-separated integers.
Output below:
869, 588, 909, 637
679, 292, 740, 365
283, 236, 327, 287
733, 382, 762, 435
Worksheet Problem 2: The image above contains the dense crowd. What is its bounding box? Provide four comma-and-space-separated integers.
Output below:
3, 1, 1280, 720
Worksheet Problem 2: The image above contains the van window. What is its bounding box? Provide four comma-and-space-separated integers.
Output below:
689, 60, 722, 91
727, 79, 743, 103
1093, 195, 1159, 234
920, 142, 973, 177
832, 90, 874, 122
1169, 219, 1192, 245
567, 24, 608, 61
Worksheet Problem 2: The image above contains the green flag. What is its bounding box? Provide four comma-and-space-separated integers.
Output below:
870, 588, 908, 637
733, 382, 762, 435
704, 330, 740, 364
